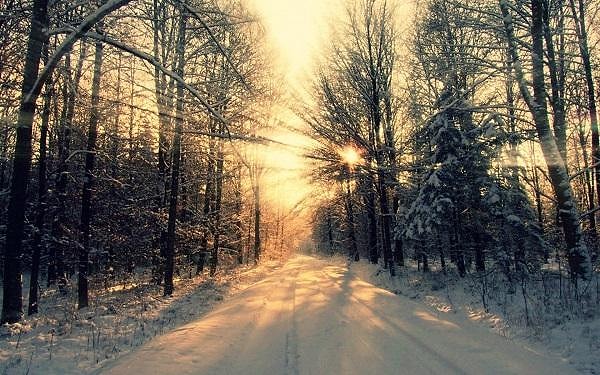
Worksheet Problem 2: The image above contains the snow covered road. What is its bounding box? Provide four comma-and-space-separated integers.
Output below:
99, 255, 576, 375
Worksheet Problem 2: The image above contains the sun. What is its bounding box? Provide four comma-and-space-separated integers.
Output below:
339, 146, 362, 167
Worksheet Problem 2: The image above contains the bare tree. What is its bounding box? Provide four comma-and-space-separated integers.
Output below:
500, 0, 591, 280
1, 0, 49, 324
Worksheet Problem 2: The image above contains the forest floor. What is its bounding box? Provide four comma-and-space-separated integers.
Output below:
99, 255, 578, 375
0, 260, 283, 374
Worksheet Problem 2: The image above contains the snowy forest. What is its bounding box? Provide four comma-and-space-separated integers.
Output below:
0, 0, 599, 373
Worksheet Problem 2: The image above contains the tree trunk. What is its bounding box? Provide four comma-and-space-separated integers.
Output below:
364, 174, 379, 264
422, 252, 429, 272
0, 118, 9, 191
179, 142, 188, 221
235, 169, 244, 265
209, 145, 224, 276
163, 10, 186, 296
377, 156, 395, 276
253, 181, 261, 264
569, 0, 600, 242
152, 0, 173, 209
439, 241, 446, 273
326, 212, 334, 254
383, 85, 403, 268
392, 188, 404, 266
453, 209, 466, 277
1, 0, 49, 324
474, 236, 485, 272
128, 59, 135, 179
344, 178, 359, 261
577, 118, 597, 237
28, 52, 53, 316
532, 164, 544, 228
110, 52, 121, 185
500, 0, 591, 280
50, 44, 87, 290
78, 36, 104, 309
197, 130, 215, 274
542, 1, 567, 164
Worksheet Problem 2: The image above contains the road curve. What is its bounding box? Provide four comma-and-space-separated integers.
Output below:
99, 255, 575, 375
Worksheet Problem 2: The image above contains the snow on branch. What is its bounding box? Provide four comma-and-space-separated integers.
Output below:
174, 0, 252, 91
25, 0, 134, 104
73, 29, 230, 126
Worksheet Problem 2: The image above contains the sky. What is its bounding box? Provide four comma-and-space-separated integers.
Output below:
242, 0, 342, 211
247, 0, 340, 85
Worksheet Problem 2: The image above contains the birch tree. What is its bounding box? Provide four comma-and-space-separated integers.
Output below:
500, 0, 592, 280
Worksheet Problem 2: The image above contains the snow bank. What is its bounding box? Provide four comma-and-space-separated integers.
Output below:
348, 259, 599, 374
0, 261, 283, 374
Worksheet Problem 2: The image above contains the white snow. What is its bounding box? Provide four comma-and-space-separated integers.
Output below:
487, 193, 501, 204
428, 171, 441, 187
0, 262, 282, 374
99, 255, 578, 375
350, 259, 599, 374
506, 214, 521, 223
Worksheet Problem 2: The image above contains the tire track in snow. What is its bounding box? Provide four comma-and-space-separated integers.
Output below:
206, 266, 299, 374
315, 266, 468, 374
215, 263, 302, 374
99, 257, 574, 375
344, 284, 468, 374
285, 270, 299, 375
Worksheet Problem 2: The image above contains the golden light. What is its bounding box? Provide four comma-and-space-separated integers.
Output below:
247, 0, 338, 85
339, 146, 362, 167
